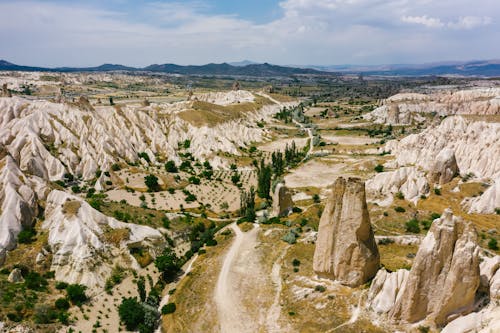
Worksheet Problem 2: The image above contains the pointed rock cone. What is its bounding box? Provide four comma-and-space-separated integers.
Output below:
313, 177, 380, 287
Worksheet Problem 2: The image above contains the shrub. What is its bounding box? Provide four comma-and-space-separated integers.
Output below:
378, 238, 395, 245
118, 297, 145, 331
488, 238, 499, 251
189, 176, 200, 185
161, 302, 176, 315
24, 271, 48, 291
292, 207, 303, 213
495, 208, 500, 215
394, 206, 406, 213
144, 174, 160, 192
282, 230, 298, 244
395, 192, 404, 200
405, 219, 420, 234
111, 163, 121, 171
434, 188, 441, 195
55, 281, 68, 290
430, 212, 441, 220
34, 304, 57, 324
66, 284, 87, 306
374, 164, 384, 173
312, 194, 320, 203
165, 161, 178, 173
315, 285, 326, 292
292, 259, 301, 267
420, 220, 432, 230
55, 298, 70, 310
155, 248, 182, 281
17, 228, 36, 244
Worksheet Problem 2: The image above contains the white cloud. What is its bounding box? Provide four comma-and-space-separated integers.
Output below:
0, 0, 499, 66
448, 16, 492, 29
401, 15, 444, 28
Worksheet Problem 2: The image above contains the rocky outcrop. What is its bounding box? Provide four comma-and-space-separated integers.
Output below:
366, 166, 429, 206
7, 268, 23, 283
479, 255, 500, 300
464, 180, 500, 214
272, 182, 293, 217
1, 83, 11, 97
42, 190, 165, 291
429, 148, 459, 184
0, 155, 39, 264
313, 177, 379, 287
368, 209, 481, 326
364, 88, 500, 124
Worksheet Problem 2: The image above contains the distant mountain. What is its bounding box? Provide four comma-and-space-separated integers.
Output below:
306, 60, 500, 77
229, 60, 259, 67
0, 60, 328, 77
2, 59, 500, 77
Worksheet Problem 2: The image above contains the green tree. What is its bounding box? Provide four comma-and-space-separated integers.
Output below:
137, 276, 146, 302
144, 174, 160, 192
154, 248, 182, 281
118, 297, 144, 331
165, 160, 178, 173
66, 284, 87, 306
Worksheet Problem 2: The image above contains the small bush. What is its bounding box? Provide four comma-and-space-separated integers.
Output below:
488, 238, 499, 251
395, 192, 404, 200
118, 297, 144, 331
111, 163, 121, 171
66, 284, 87, 306
292, 207, 303, 213
405, 219, 420, 234
434, 188, 441, 195
420, 220, 432, 230
292, 259, 301, 267
394, 206, 406, 213
161, 302, 176, 315
24, 271, 48, 291
378, 238, 395, 245
312, 194, 320, 203
55, 281, 68, 290
55, 298, 70, 310
315, 285, 326, 292
17, 228, 36, 244
374, 164, 384, 173
430, 212, 441, 220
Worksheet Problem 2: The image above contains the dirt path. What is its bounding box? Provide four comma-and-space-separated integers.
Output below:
214, 223, 264, 333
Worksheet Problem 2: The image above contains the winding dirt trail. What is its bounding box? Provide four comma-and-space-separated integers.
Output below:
214, 223, 265, 333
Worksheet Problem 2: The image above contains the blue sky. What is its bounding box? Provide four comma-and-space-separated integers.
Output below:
0, 0, 499, 67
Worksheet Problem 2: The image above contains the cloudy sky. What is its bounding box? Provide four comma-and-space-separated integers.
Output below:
0, 0, 498, 67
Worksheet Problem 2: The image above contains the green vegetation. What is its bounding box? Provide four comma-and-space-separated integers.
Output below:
161, 302, 176, 315
488, 238, 499, 251
144, 174, 160, 192
374, 164, 384, 173
165, 160, 178, 173
405, 219, 421, 234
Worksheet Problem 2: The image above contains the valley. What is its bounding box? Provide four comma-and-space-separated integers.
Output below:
0, 70, 499, 333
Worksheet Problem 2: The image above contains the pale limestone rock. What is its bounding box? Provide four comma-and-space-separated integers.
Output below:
42, 190, 165, 292
464, 179, 500, 214
368, 268, 409, 314
387, 103, 400, 124
389, 209, 480, 325
8, 268, 23, 283
272, 183, 293, 217
313, 177, 379, 287
430, 148, 459, 184
366, 166, 429, 206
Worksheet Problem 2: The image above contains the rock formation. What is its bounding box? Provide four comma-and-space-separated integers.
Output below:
232, 81, 240, 91
313, 177, 379, 287
368, 209, 481, 326
364, 88, 500, 124
430, 148, 459, 184
7, 268, 24, 283
42, 190, 165, 291
272, 182, 293, 217
366, 166, 429, 206
77, 96, 94, 112
2, 83, 11, 97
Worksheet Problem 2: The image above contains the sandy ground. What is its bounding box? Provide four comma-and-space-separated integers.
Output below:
214, 223, 286, 333
259, 136, 309, 152
285, 159, 349, 188
321, 135, 379, 145
69, 263, 161, 333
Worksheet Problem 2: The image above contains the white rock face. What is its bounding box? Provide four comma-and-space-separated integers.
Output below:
7, 268, 24, 283
464, 181, 500, 214
430, 148, 459, 185
0, 94, 284, 181
0, 155, 39, 264
365, 88, 500, 124
313, 177, 380, 287
368, 209, 481, 326
42, 190, 165, 291
386, 116, 500, 180
194, 90, 255, 105
366, 166, 429, 206
379, 116, 500, 211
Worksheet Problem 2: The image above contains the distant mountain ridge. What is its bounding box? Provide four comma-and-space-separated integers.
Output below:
0, 60, 329, 77
1, 59, 500, 77
305, 60, 500, 76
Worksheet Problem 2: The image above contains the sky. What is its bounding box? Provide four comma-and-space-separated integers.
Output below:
0, 0, 499, 67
